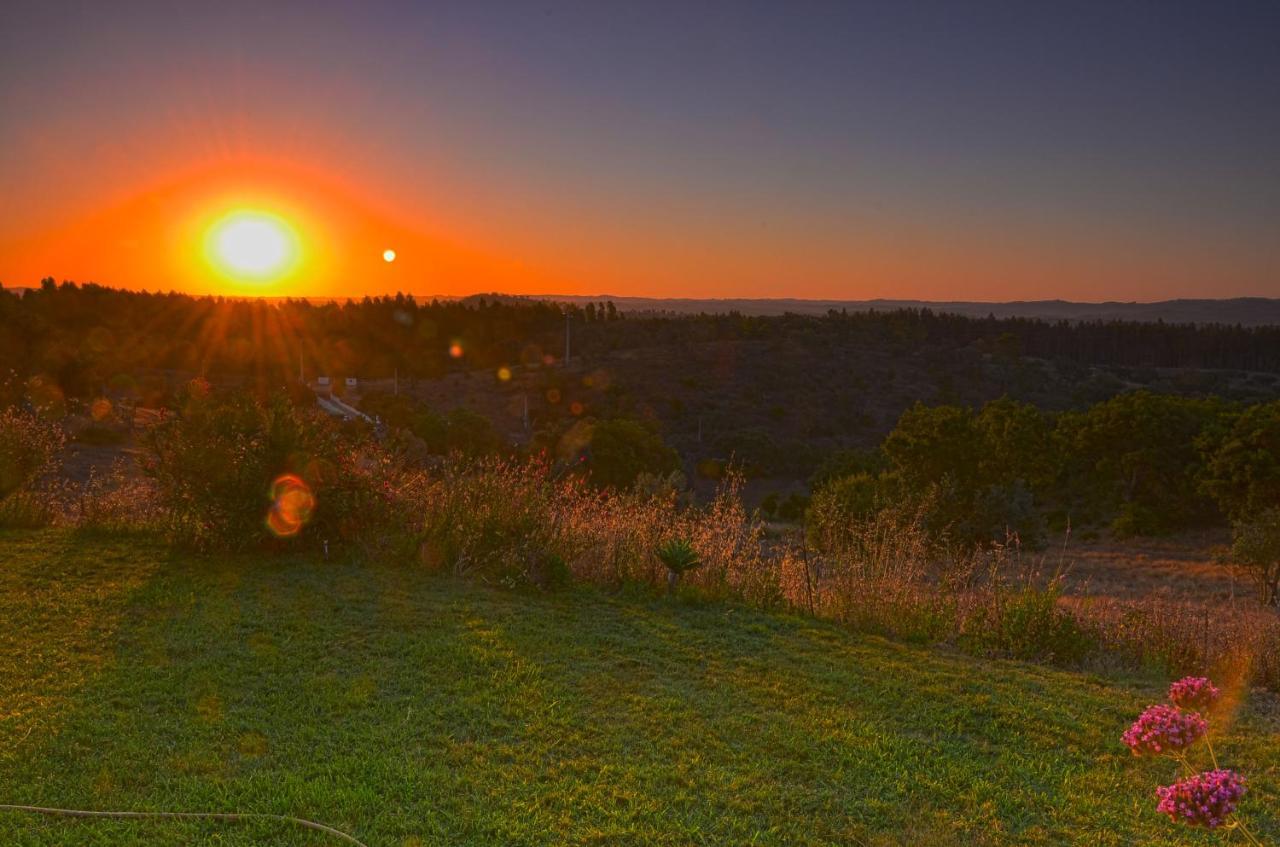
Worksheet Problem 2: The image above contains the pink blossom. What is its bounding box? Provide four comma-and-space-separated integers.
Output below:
1156, 769, 1246, 829
1168, 676, 1220, 711
1122, 704, 1207, 756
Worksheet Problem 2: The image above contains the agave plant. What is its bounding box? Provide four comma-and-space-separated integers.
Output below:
656, 537, 701, 594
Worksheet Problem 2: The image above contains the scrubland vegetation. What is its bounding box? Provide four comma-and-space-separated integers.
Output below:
4, 286, 1280, 842
3, 382, 1279, 694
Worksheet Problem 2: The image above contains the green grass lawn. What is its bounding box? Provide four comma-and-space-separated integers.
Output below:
1, 530, 1276, 846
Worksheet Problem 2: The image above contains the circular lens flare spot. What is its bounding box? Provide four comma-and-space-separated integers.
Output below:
266, 474, 315, 538
90, 397, 113, 421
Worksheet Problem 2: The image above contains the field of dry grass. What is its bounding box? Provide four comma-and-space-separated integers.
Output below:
1022, 532, 1244, 602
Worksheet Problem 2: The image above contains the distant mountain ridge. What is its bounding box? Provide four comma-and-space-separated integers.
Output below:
8, 283, 1280, 326
531, 295, 1280, 326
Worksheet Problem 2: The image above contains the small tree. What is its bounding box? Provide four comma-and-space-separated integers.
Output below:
587, 418, 680, 490
655, 537, 701, 595
1230, 507, 1280, 607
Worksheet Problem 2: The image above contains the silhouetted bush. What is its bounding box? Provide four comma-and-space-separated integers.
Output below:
0, 408, 63, 527
1229, 507, 1280, 607
142, 382, 400, 552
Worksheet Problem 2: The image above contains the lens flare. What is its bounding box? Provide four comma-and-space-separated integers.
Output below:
266, 473, 315, 538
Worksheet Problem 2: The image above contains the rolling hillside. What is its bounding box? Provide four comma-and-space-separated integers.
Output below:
1, 530, 1276, 846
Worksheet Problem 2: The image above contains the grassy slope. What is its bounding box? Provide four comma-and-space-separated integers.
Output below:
0, 531, 1275, 846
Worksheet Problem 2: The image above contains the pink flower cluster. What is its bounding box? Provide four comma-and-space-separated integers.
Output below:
1155, 769, 1246, 829
1169, 676, 1221, 711
1122, 704, 1207, 756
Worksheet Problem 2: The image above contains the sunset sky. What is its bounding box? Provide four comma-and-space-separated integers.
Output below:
1, 1, 1277, 301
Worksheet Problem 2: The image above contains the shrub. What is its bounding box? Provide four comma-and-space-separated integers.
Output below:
874, 399, 1052, 546
0, 407, 62, 500
804, 505, 956, 642
142, 384, 399, 552
0, 490, 57, 529
988, 579, 1093, 663
413, 456, 591, 587
655, 537, 701, 594
806, 472, 882, 550
1070, 596, 1280, 691
1201, 400, 1280, 521
1228, 507, 1280, 607
0, 408, 63, 527
1054, 391, 1225, 535
584, 417, 680, 490
73, 462, 162, 534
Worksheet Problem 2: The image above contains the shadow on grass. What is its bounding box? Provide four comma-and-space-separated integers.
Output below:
0, 536, 1275, 846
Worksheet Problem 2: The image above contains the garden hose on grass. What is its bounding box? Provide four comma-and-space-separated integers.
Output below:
0, 803, 370, 846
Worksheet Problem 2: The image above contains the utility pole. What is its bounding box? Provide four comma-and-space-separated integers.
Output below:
522, 393, 530, 433
394, 367, 399, 396
564, 313, 571, 365
299, 352, 304, 384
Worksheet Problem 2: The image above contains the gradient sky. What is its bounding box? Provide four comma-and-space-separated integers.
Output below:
1, 0, 1277, 300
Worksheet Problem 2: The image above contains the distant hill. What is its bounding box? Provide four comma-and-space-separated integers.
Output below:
534, 295, 1280, 326
10, 283, 1280, 326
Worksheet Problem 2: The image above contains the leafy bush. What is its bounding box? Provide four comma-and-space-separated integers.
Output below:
0, 408, 63, 527
0, 407, 62, 500
583, 417, 679, 490
968, 480, 1045, 548
417, 406, 504, 457
142, 383, 398, 551
1229, 507, 1280, 607
809, 447, 887, 491
1202, 400, 1280, 521
1054, 391, 1225, 535
0, 490, 57, 529
988, 579, 1092, 663
73, 461, 164, 534
875, 399, 1053, 546
805, 472, 883, 550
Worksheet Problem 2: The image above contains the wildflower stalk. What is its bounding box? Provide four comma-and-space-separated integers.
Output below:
1224, 820, 1266, 847
1204, 733, 1220, 770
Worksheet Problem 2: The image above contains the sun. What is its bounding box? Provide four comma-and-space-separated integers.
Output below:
205, 210, 300, 283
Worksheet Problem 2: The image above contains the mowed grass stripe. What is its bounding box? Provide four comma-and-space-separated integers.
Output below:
0, 530, 1275, 845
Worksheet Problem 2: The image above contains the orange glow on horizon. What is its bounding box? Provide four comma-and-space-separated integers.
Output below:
0, 157, 545, 299
0, 152, 1264, 304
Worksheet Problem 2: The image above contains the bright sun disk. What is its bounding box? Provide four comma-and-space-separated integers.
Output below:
207, 210, 299, 282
